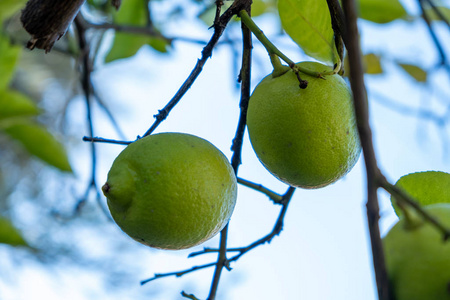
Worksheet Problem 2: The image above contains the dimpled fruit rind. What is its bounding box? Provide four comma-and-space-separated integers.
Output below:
383, 204, 450, 300
247, 61, 361, 188
102, 132, 237, 250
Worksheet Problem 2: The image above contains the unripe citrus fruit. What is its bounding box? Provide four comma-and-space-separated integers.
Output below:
247, 61, 361, 188
383, 204, 450, 300
102, 132, 237, 250
391, 171, 450, 216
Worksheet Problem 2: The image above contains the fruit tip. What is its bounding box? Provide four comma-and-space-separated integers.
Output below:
102, 182, 110, 195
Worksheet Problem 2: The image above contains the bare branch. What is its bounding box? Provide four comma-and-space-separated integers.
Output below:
141, 0, 249, 138
418, 0, 450, 74
140, 262, 217, 285
341, 0, 391, 299
189, 187, 295, 261
82, 136, 132, 145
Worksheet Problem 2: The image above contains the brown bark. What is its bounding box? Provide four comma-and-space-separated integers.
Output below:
21, 0, 86, 52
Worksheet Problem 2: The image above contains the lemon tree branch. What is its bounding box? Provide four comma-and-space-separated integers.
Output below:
189, 187, 295, 260
141, 1, 246, 138
140, 262, 217, 285
340, 0, 391, 299
207, 4, 253, 298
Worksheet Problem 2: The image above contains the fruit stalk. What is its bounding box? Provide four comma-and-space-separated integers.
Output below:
238, 10, 335, 78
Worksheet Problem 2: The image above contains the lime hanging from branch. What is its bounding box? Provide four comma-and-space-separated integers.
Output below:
102, 132, 237, 250
247, 61, 361, 188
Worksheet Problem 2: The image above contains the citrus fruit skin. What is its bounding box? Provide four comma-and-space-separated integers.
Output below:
102, 132, 237, 250
392, 171, 450, 216
383, 204, 450, 300
246, 61, 360, 188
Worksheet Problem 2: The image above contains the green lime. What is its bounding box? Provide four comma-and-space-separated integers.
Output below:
103, 132, 237, 250
383, 204, 450, 300
247, 61, 361, 188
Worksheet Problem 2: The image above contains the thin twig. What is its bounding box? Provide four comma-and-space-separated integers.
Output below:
370, 90, 448, 125
206, 3, 253, 299
74, 16, 106, 217
227, 187, 294, 262
237, 177, 284, 203
341, 0, 391, 299
379, 177, 450, 241
424, 0, 450, 28
418, 0, 450, 74
189, 187, 295, 260
141, 187, 294, 285
82, 136, 132, 145
141, 1, 247, 138
140, 262, 217, 285
75, 13, 207, 45
181, 292, 201, 300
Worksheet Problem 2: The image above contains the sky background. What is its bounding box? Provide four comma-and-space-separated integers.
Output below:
1, 0, 449, 299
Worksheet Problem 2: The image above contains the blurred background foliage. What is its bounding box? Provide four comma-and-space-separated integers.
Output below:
0, 0, 449, 299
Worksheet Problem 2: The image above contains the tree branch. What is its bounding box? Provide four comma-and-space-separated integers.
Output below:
141, 0, 249, 138
341, 0, 391, 299
418, 0, 450, 74
21, 0, 86, 52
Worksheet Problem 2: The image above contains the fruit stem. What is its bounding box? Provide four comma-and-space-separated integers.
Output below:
269, 54, 290, 78
238, 10, 336, 79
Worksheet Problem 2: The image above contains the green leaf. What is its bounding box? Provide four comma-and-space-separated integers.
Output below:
0, 34, 21, 89
105, 0, 170, 62
0, 216, 28, 247
278, 0, 337, 64
147, 36, 170, 53
0, 0, 27, 22
363, 53, 383, 74
424, 5, 450, 22
391, 171, 450, 216
105, 33, 149, 62
0, 89, 40, 120
2, 121, 72, 172
357, 0, 408, 24
398, 63, 428, 83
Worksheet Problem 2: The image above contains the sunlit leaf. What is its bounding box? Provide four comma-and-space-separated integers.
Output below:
2, 121, 72, 172
252, 0, 277, 17
357, 0, 408, 24
398, 63, 428, 83
363, 53, 383, 74
0, 89, 40, 120
105, 0, 170, 62
278, 0, 337, 64
105, 33, 149, 62
148, 36, 170, 53
0, 0, 27, 22
0, 34, 21, 89
0, 216, 28, 247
